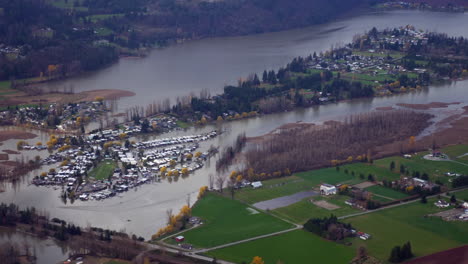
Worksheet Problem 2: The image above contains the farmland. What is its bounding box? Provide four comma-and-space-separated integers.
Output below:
365, 185, 409, 200
169, 193, 292, 248
271, 195, 360, 224
234, 176, 315, 204
344, 198, 468, 261
374, 154, 468, 185
206, 230, 354, 264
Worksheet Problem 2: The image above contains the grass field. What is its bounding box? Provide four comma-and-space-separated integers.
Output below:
89, 161, 116, 180
172, 193, 292, 248
271, 195, 359, 224
454, 189, 468, 201
345, 198, 468, 262
234, 176, 314, 204
374, 154, 468, 185
365, 185, 409, 200
342, 163, 401, 181
206, 230, 354, 264
296, 167, 358, 185
442, 144, 468, 162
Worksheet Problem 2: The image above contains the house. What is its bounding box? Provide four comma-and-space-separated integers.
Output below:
320, 184, 337, 195
174, 236, 185, 242
251, 181, 263, 189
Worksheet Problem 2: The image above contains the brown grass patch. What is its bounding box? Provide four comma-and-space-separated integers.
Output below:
0, 130, 37, 142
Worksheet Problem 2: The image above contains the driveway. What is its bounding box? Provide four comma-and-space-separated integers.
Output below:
253, 190, 318, 210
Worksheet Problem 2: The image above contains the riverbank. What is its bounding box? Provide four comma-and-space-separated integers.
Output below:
0, 88, 135, 108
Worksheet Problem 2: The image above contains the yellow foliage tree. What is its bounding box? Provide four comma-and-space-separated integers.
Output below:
195, 151, 202, 158
160, 166, 167, 174
230, 170, 238, 179
217, 116, 224, 122
170, 159, 176, 167
119, 133, 127, 141
40, 172, 47, 177
236, 175, 243, 183
406, 186, 414, 193
95, 96, 104, 103
251, 256, 265, 264
200, 116, 207, 125
36, 142, 42, 146
186, 153, 193, 160
198, 186, 208, 199
179, 205, 191, 217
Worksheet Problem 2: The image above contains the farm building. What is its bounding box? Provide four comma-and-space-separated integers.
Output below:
174, 236, 185, 242
320, 184, 337, 195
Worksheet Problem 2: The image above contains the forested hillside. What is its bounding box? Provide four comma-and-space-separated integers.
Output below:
0, 0, 371, 81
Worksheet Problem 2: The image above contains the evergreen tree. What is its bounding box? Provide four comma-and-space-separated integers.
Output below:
450, 195, 457, 203
262, 70, 268, 83
388, 246, 401, 263
420, 195, 427, 204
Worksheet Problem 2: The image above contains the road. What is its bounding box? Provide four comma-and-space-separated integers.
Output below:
147, 186, 468, 264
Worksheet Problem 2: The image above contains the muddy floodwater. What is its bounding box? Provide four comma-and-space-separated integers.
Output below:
1, 10, 468, 239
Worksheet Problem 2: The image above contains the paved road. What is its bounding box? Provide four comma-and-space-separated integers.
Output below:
147, 186, 468, 264
253, 190, 318, 210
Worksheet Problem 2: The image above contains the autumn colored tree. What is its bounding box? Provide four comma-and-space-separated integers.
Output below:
251, 256, 265, 264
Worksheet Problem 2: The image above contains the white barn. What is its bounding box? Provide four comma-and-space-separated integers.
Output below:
320, 184, 337, 195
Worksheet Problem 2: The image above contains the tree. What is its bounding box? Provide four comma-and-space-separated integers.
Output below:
251, 256, 265, 264
390, 161, 395, 171
420, 195, 427, 204
450, 195, 457, 203
141, 119, 150, 133
408, 136, 416, 151
389, 246, 401, 263
401, 242, 413, 260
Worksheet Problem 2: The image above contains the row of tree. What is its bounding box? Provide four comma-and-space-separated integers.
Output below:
245, 110, 432, 175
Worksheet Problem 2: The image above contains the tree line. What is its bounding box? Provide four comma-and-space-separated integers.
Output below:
244, 110, 432, 175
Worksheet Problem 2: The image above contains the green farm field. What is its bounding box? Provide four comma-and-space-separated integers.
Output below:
365, 185, 409, 200
171, 193, 292, 248
207, 230, 354, 264
345, 198, 468, 262
271, 195, 359, 224
374, 154, 468, 185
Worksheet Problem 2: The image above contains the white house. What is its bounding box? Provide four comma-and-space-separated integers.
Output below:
320, 184, 337, 195
251, 181, 263, 189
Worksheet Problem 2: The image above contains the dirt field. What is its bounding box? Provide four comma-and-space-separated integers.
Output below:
0, 130, 37, 142
353, 181, 376, 189
0, 89, 135, 107
396, 102, 460, 110
3, 150, 20, 154
312, 200, 340, 210
405, 245, 468, 264
376, 106, 394, 111
0, 154, 8, 160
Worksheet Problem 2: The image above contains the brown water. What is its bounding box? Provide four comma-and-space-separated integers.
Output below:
0, 227, 69, 264
1, 10, 468, 240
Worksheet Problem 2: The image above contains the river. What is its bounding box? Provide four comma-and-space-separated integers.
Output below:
0, 227, 69, 264
1, 10, 468, 240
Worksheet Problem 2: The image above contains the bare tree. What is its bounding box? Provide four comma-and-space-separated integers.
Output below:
208, 173, 215, 190
215, 175, 226, 193
166, 209, 173, 225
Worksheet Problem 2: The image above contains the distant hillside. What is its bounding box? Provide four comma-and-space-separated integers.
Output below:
381, 0, 468, 7
142, 0, 371, 38
0, 0, 372, 81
